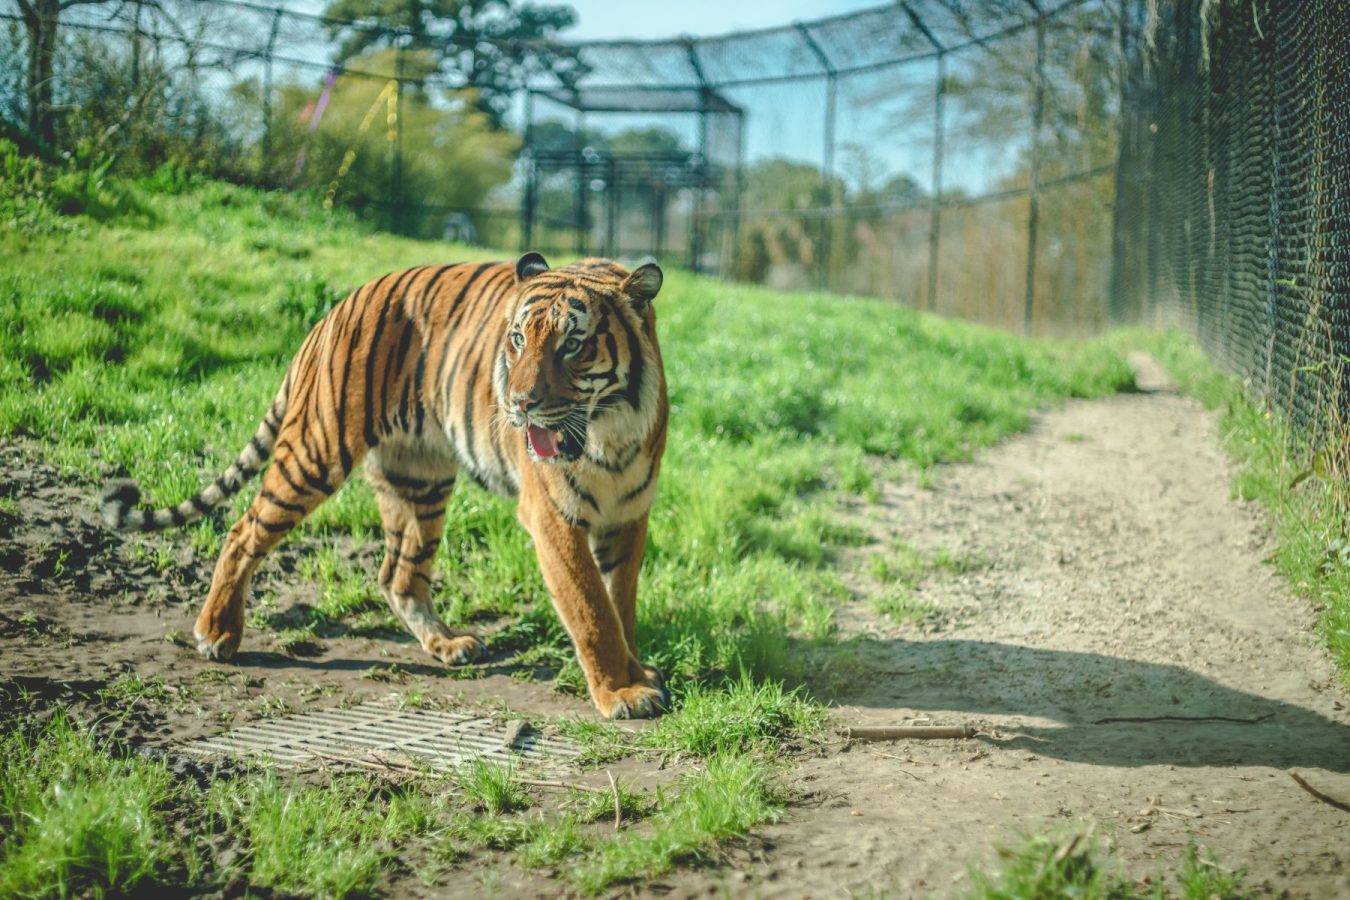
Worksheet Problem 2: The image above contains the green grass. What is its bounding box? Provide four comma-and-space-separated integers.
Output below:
0, 160, 1143, 894
0, 166, 1135, 693
0, 715, 184, 897
966, 830, 1251, 899
1111, 329, 1350, 684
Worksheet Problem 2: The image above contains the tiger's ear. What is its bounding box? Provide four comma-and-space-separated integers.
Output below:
515, 251, 549, 282
622, 262, 662, 311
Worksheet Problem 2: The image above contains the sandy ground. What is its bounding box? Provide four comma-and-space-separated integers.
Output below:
718, 355, 1350, 898
2, 354, 1348, 897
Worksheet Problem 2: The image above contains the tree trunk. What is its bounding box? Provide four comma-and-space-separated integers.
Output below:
20, 0, 61, 147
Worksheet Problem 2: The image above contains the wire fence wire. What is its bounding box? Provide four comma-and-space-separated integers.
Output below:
1112, 0, 1350, 448
1, 0, 1124, 336
7, 0, 1350, 432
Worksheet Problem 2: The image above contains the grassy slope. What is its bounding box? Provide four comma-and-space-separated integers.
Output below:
0, 175, 1147, 896
0, 177, 1134, 689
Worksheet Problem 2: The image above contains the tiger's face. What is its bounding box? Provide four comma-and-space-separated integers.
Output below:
498, 253, 662, 464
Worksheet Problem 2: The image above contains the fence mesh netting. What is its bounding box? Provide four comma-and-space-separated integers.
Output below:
1113, 0, 1350, 444
2, 0, 1349, 440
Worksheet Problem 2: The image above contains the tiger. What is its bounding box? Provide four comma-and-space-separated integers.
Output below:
100, 253, 669, 720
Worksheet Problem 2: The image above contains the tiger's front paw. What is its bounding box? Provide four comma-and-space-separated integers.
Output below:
593, 681, 668, 720
194, 626, 242, 661
424, 633, 485, 665
194, 607, 243, 661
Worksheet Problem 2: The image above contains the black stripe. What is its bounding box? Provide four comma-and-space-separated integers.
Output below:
293, 459, 336, 495
257, 516, 295, 533
564, 472, 600, 512
619, 464, 656, 503
333, 290, 372, 475
599, 553, 628, 575
407, 543, 439, 565
189, 494, 213, 514
433, 262, 498, 389
460, 358, 482, 471
364, 270, 417, 450
411, 348, 428, 435
616, 311, 645, 410
380, 470, 456, 491
543, 483, 588, 528
249, 435, 269, 458
416, 507, 447, 522
261, 490, 307, 513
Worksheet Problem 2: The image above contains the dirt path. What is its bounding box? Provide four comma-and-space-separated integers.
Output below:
3, 356, 1348, 897
726, 355, 1350, 897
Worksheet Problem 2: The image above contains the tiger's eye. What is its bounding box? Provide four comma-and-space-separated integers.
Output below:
562, 337, 582, 356
510, 331, 524, 350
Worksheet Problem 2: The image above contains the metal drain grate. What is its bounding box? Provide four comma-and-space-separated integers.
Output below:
182, 701, 580, 773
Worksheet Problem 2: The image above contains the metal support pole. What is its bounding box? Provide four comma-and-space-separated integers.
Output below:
574, 110, 587, 256
390, 43, 405, 234
130, 0, 143, 93
520, 90, 535, 250
732, 110, 746, 276
684, 38, 710, 272
798, 22, 837, 291
1022, 10, 1046, 336
605, 155, 618, 258
928, 51, 946, 313
262, 8, 282, 175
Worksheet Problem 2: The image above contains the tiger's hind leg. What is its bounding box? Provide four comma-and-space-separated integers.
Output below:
366, 448, 484, 665
194, 443, 348, 660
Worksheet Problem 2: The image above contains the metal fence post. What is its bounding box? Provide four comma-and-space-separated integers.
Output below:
390, 41, 405, 234
1022, 5, 1046, 336
262, 7, 282, 175
928, 52, 946, 313
798, 23, 836, 291
520, 90, 536, 250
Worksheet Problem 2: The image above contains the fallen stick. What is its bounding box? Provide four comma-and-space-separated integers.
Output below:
1290, 772, 1350, 813
1092, 714, 1273, 725
844, 725, 977, 741
517, 777, 604, 794
306, 748, 420, 775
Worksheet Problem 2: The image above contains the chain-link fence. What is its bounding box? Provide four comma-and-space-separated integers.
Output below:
7, 0, 1348, 422
523, 0, 1120, 336
2, 0, 1122, 336
1112, 0, 1350, 446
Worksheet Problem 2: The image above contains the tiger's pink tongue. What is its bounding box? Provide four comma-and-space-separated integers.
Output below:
527, 425, 560, 459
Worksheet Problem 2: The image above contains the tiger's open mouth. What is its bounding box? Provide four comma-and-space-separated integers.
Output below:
526, 424, 562, 459
524, 422, 583, 462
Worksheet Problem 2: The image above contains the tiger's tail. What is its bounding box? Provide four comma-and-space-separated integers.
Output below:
100, 386, 289, 532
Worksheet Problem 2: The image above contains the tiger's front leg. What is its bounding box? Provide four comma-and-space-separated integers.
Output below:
520, 498, 666, 719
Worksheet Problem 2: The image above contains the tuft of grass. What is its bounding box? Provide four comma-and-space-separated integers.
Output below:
453, 758, 527, 815
965, 830, 1251, 900
571, 753, 783, 894
0, 714, 183, 897
873, 584, 941, 624
213, 773, 437, 898
641, 674, 824, 757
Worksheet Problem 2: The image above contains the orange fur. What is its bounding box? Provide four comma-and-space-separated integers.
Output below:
102, 254, 668, 719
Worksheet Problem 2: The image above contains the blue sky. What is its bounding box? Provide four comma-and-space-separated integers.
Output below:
280, 1, 883, 41
559, 0, 882, 40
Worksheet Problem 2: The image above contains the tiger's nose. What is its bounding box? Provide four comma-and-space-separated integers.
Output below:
514, 393, 541, 412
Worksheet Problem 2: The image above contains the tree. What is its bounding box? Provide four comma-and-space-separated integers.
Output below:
322, 0, 581, 129
15, 0, 107, 145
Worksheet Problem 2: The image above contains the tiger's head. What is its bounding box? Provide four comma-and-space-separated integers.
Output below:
497, 252, 663, 464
